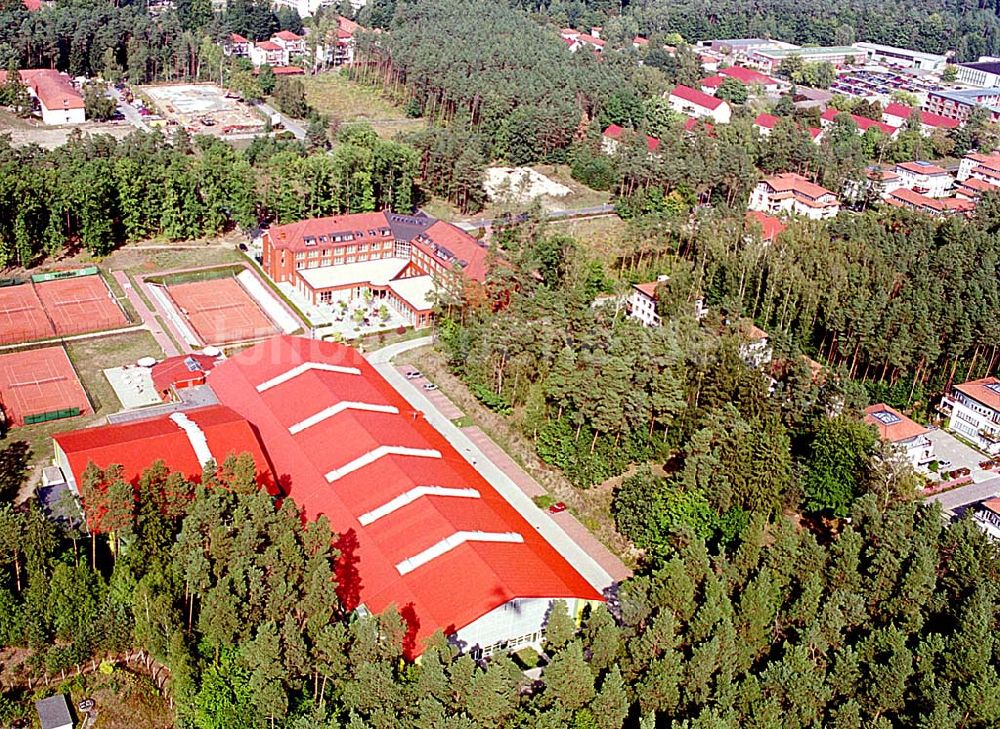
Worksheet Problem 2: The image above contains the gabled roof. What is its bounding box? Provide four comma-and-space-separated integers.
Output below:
670, 84, 724, 110
864, 403, 928, 443
266, 212, 395, 252
53, 405, 272, 488
633, 281, 659, 299
683, 117, 715, 134
745, 210, 786, 241
761, 172, 836, 201
700, 75, 724, 88
207, 336, 600, 655
896, 161, 949, 176
273, 30, 303, 41
754, 112, 779, 129
256, 40, 283, 52
966, 152, 1000, 170
955, 377, 1000, 413
230, 32, 249, 43
919, 111, 960, 129
719, 65, 775, 86
821, 108, 898, 135
0, 69, 84, 111
602, 124, 661, 153
151, 354, 219, 395
23, 0, 41, 10
412, 220, 489, 282
957, 177, 998, 193
338, 15, 360, 34
883, 102, 913, 119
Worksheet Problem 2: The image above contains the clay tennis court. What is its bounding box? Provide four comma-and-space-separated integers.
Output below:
166, 278, 279, 345
34, 275, 128, 337
0, 284, 55, 344
0, 346, 91, 427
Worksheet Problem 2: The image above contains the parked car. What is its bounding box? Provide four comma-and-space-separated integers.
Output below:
405, 371, 422, 379
548, 502, 567, 514
422, 383, 438, 391
937, 459, 953, 470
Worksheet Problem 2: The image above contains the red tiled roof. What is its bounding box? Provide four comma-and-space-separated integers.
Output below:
266, 212, 395, 253
720, 65, 775, 86
273, 30, 303, 41
670, 84, 724, 111
745, 210, 786, 242
965, 153, 1000, 169
413, 220, 489, 282
920, 111, 959, 129
955, 377, 1000, 413
889, 187, 940, 209
863, 403, 928, 443
338, 15, 360, 34
602, 124, 660, 153
700, 75, 724, 88
633, 36, 649, 45
958, 177, 998, 193
633, 281, 659, 299
23, 0, 41, 10
150, 354, 219, 396
269, 65, 305, 75
896, 161, 949, 176
808, 127, 823, 139
208, 336, 601, 655
762, 172, 835, 201
883, 102, 913, 119
53, 405, 272, 489
683, 117, 715, 134
230, 32, 249, 43
0, 69, 84, 111
754, 113, 779, 129
822, 108, 898, 135
256, 40, 282, 52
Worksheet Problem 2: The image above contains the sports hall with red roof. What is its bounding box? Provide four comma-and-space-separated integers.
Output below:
206, 336, 602, 657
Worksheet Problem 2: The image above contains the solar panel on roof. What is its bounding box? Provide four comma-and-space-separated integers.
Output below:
184, 356, 202, 372
871, 410, 901, 425
986, 383, 1000, 395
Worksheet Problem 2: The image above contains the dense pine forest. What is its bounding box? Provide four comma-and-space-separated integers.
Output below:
0, 126, 416, 267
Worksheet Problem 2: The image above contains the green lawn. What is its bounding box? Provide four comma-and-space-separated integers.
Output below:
302, 72, 412, 123
9, 331, 164, 471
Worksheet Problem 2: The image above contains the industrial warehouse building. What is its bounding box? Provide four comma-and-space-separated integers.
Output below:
52, 335, 602, 657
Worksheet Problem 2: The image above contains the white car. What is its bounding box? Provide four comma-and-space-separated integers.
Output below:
405, 371, 422, 379
423, 383, 438, 391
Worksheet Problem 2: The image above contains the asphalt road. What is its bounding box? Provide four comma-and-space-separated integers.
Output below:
455, 203, 617, 231
252, 100, 306, 139
367, 337, 616, 594
927, 475, 1000, 513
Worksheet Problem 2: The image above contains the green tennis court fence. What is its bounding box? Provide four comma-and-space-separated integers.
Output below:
31, 266, 99, 284
24, 407, 82, 425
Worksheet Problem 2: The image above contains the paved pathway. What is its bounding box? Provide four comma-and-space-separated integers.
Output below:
111, 271, 180, 357
927, 474, 1000, 512
252, 100, 306, 139
369, 338, 628, 593
395, 364, 464, 419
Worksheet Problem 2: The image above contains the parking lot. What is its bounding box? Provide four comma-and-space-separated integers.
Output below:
927, 427, 993, 482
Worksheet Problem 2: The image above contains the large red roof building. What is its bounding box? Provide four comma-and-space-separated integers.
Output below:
0, 69, 84, 125
261, 211, 489, 329
207, 336, 602, 656
53, 404, 273, 492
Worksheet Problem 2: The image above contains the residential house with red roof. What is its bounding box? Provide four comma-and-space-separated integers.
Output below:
317, 16, 362, 66
944, 377, 1000, 455
957, 151, 1000, 185
955, 176, 1000, 200
864, 404, 933, 467
705, 65, 780, 94
151, 354, 220, 401
250, 40, 288, 67
272, 30, 306, 56
893, 161, 954, 198
52, 404, 273, 497
627, 280, 662, 327
560, 28, 605, 53
882, 102, 960, 136
601, 124, 660, 155
0, 69, 84, 125
667, 84, 732, 124
748, 173, 840, 220
224, 33, 251, 58
261, 211, 488, 329
884, 187, 976, 217
207, 336, 603, 657
820, 108, 900, 139
744, 210, 786, 243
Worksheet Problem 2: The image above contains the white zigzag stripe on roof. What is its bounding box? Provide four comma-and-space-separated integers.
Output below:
289, 401, 399, 434
324, 445, 441, 482
256, 361, 361, 392
357, 486, 480, 526
396, 531, 524, 576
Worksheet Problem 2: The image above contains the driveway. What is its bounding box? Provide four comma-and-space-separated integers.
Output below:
110, 87, 151, 132
367, 337, 628, 592
927, 475, 1000, 513
251, 100, 306, 139
926, 427, 992, 482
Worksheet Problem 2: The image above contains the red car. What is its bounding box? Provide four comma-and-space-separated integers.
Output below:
548, 502, 567, 514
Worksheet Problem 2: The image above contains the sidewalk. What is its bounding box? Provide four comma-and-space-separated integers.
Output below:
111, 271, 181, 357
368, 337, 630, 593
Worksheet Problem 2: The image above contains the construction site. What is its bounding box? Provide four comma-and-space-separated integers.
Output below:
139, 83, 267, 137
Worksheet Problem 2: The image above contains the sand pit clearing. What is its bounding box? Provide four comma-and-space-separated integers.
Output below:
484, 167, 572, 203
